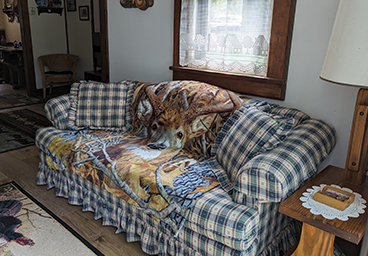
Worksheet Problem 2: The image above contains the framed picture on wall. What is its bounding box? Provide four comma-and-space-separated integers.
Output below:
67, 0, 76, 11
79, 6, 89, 21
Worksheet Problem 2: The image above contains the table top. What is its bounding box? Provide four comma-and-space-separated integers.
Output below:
279, 165, 368, 244
0, 45, 23, 52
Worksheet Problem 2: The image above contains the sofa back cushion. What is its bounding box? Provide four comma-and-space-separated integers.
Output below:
67, 81, 136, 132
215, 106, 294, 183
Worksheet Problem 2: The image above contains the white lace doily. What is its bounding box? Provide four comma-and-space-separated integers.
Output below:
299, 184, 366, 221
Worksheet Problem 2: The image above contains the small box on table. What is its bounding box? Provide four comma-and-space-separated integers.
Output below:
314, 185, 354, 211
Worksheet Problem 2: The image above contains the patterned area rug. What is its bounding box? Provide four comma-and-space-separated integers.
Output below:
0, 109, 52, 153
0, 181, 102, 255
0, 94, 41, 110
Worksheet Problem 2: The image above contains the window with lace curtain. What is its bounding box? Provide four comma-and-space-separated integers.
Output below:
180, 0, 273, 76
170, 0, 296, 100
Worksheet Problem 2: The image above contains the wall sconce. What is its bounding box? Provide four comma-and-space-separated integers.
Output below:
120, 0, 154, 11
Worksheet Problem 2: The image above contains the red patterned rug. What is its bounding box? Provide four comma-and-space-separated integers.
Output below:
0, 181, 102, 255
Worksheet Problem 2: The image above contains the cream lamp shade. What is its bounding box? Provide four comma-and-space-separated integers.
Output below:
320, 1, 368, 255
320, 0, 368, 87
321, 0, 368, 186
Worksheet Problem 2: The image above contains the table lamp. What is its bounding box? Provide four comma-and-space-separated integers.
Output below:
320, 0, 368, 186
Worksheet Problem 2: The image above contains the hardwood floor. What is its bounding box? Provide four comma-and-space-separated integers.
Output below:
0, 100, 149, 255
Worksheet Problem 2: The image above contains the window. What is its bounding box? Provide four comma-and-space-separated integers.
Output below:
170, 0, 296, 100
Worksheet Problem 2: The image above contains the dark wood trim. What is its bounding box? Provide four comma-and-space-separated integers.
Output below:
170, 66, 285, 100
267, 0, 296, 81
171, 0, 297, 100
18, 0, 109, 96
99, 0, 109, 83
63, 0, 70, 54
173, 0, 181, 66
19, 0, 37, 96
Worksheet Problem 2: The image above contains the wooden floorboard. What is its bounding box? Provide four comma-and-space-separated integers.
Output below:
0, 101, 149, 256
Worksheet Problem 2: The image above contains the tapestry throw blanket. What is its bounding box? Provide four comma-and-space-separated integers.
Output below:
45, 81, 246, 235
0, 109, 52, 153
0, 182, 102, 256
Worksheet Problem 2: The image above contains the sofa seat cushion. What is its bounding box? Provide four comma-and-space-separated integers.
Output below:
39, 127, 222, 234
184, 187, 259, 251
67, 80, 136, 131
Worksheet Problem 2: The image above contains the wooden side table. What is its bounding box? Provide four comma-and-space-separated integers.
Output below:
279, 165, 368, 256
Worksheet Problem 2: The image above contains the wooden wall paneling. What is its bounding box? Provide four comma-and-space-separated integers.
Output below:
99, 0, 109, 83
19, 0, 37, 97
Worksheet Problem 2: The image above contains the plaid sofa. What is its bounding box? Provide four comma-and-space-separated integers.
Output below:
36, 80, 336, 255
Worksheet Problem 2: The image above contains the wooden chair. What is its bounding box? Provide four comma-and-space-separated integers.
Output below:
38, 54, 79, 99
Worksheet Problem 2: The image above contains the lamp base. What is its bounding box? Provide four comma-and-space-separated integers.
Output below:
344, 88, 368, 186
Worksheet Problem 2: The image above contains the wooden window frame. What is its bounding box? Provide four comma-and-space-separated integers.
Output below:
170, 0, 297, 100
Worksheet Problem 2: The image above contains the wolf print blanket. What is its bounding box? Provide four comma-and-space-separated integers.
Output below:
45, 81, 248, 234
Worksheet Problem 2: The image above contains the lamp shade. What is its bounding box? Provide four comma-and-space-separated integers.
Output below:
320, 0, 368, 87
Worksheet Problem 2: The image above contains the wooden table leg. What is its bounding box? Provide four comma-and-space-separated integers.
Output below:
292, 223, 335, 256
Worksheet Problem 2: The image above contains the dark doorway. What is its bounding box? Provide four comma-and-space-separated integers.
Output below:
18, 0, 109, 97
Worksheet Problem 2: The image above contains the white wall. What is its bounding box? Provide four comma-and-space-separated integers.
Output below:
29, 0, 93, 89
108, 0, 173, 83
274, 0, 358, 170
107, 0, 356, 170
28, 0, 68, 89
67, 0, 93, 81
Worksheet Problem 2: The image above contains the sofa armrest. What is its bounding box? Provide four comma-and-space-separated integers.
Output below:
44, 94, 71, 130
233, 118, 336, 203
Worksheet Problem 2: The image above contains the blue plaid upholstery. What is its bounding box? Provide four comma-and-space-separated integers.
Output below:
269, 105, 310, 126
235, 118, 336, 203
67, 81, 136, 131
35, 127, 71, 153
211, 104, 248, 158
36, 81, 336, 256
44, 94, 70, 130
185, 187, 259, 251
211, 102, 305, 158
37, 160, 300, 256
207, 159, 233, 192
216, 106, 294, 184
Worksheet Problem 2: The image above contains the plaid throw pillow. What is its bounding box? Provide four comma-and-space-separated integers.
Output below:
211, 103, 274, 157
216, 107, 294, 183
67, 81, 136, 131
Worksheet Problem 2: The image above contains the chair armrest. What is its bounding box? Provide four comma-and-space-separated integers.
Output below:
233, 118, 336, 203
44, 94, 71, 130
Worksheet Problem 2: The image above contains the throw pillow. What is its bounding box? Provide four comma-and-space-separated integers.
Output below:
269, 105, 310, 127
67, 80, 136, 132
210, 103, 273, 157
216, 106, 294, 183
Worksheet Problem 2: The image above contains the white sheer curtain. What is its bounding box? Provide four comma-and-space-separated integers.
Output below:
180, 0, 273, 76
